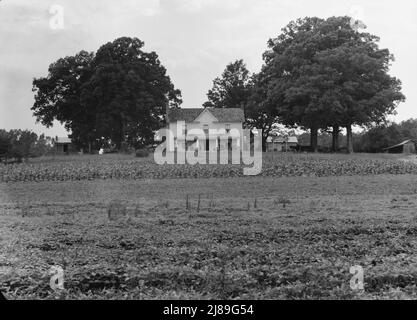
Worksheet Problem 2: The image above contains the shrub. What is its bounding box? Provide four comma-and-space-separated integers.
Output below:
135, 149, 150, 158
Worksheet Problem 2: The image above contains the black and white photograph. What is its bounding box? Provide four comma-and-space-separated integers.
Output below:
1, 0, 417, 308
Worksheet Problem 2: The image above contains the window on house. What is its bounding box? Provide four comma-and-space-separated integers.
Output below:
183, 124, 187, 136
204, 124, 209, 134
226, 124, 231, 133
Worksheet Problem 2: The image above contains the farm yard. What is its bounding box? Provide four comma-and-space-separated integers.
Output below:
2, 153, 417, 299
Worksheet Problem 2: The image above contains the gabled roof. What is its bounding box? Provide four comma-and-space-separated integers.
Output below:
168, 108, 203, 123
168, 108, 245, 123
194, 108, 219, 122
383, 139, 416, 150
55, 137, 72, 144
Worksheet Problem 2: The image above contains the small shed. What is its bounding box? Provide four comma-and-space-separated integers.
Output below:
54, 137, 76, 154
267, 136, 299, 152
383, 140, 417, 154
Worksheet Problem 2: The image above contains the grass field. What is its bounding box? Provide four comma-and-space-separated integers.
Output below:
1, 153, 417, 299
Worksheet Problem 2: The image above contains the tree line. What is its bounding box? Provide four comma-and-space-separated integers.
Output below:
31, 16, 405, 153
354, 119, 417, 153
0, 130, 53, 163
296, 119, 417, 153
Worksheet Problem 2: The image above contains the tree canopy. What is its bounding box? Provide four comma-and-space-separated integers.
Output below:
203, 59, 251, 109
262, 16, 405, 152
0, 129, 48, 162
32, 37, 182, 151
203, 60, 280, 149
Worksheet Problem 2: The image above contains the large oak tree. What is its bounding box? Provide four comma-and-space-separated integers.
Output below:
32, 37, 182, 151
263, 16, 405, 152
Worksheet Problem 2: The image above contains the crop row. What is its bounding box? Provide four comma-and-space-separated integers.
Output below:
1, 157, 417, 182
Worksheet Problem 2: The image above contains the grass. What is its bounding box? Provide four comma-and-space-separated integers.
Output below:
2, 172, 417, 299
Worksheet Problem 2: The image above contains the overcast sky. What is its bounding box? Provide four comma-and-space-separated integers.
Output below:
1, 0, 416, 137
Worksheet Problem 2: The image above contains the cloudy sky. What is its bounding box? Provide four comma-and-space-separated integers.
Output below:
1, 0, 416, 136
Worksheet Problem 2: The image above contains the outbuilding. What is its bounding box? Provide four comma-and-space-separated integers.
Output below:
54, 137, 76, 154
383, 139, 416, 154
267, 136, 299, 152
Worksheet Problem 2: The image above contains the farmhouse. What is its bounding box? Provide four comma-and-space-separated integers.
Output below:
267, 136, 299, 152
54, 137, 76, 154
383, 139, 417, 154
166, 108, 245, 152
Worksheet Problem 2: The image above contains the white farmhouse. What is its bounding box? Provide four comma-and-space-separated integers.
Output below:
166, 108, 245, 152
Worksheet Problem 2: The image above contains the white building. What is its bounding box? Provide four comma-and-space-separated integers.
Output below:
267, 136, 299, 152
166, 108, 245, 152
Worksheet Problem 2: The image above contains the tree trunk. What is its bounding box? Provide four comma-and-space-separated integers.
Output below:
262, 135, 268, 152
346, 124, 354, 154
262, 127, 271, 152
310, 127, 318, 153
332, 125, 339, 152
